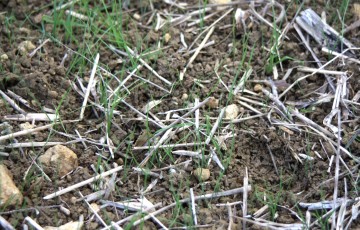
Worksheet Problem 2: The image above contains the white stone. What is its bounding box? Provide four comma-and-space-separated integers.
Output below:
225, 104, 239, 119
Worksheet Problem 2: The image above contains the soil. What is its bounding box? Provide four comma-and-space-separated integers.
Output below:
0, 0, 359, 229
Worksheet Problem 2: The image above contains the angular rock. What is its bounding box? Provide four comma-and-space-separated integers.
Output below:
38, 145, 78, 177
0, 164, 23, 207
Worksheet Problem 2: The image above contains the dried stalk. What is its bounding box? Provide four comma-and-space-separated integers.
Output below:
0, 121, 75, 142
242, 167, 249, 230
125, 45, 172, 86
205, 108, 225, 145
180, 26, 215, 80
80, 53, 99, 120
139, 128, 174, 167
132, 186, 251, 226
190, 188, 198, 225
0, 89, 26, 115
43, 166, 123, 199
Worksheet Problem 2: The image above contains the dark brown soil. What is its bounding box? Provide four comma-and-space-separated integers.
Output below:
0, 0, 359, 229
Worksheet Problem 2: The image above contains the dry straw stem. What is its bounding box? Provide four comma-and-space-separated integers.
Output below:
0, 121, 76, 142
4, 113, 58, 121
139, 128, 173, 167
291, 109, 333, 137
43, 165, 123, 199
5, 142, 64, 148
188, 11, 219, 27
133, 142, 206, 150
53, 0, 79, 12
332, 109, 342, 229
125, 45, 172, 86
0, 89, 26, 115
233, 216, 303, 230
78, 192, 108, 228
131, 72, 170, 93
132, 186, 251, 226
195, 98, 200, 130
102, 203, 163, 230
297, 66, 346, 75
261, 88, 292, 122
190, 188, 198, 225
294, 23, 336, 92
205, 108, 225, 145
279, 48, 360, 99
0, 215, 15, 230
321, 47, 360, 64
249, 6, 284, 36
238, 101, 263, 114
152, 97, 210, 139
121, 99, 165, 128
65, 10, 89, 20
242, 167, 249, 230
342, 19, 360, 34
210, 147, 225, 170
179, 26, 215, 80
172, 150, 202, 158
227, 203, 234, 230
233, 68, 253, 95
28, 38, 50, 57
228, 113, 265, 124
80, 53, 99, 120
237, 96, 269, 108
6, 89, 32, 109
24, 216, 44, 230
187, 7, 233, 51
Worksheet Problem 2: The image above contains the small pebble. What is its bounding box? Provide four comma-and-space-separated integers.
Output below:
70, 196, 77, 204
0, 54, 8, 62
181, 93, 188, 100
224, 104, 239, 119
48, 90, 58, 98
169, 168, 176, 174
133, 13, 141, 21
254, 84, 263, 92
19, 122, 35, 131
193, 168, 210, 181
206, 97, 219, 108
164, 33, 171, 43
116, 158, 124, 165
